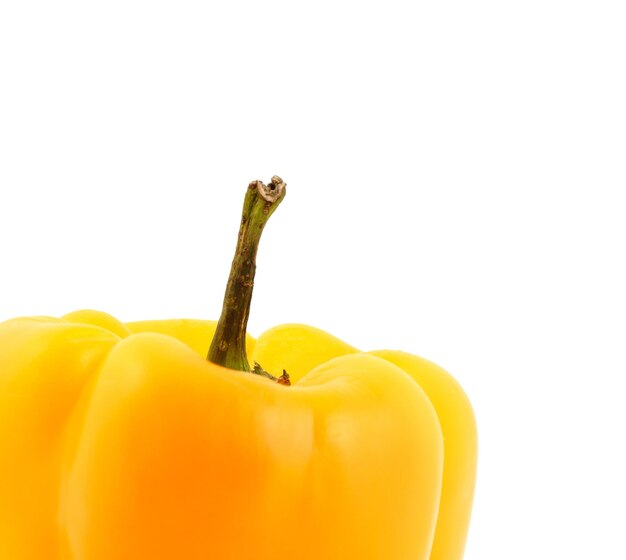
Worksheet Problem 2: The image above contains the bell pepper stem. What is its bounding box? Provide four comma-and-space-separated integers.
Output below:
207, 176, 286, 375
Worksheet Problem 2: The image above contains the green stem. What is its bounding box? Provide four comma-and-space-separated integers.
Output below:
207, 176, 286, 373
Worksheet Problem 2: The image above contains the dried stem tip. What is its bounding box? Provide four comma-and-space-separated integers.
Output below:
253, 176, 286, 203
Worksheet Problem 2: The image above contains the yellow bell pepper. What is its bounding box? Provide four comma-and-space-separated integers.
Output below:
0, 177, 476, 559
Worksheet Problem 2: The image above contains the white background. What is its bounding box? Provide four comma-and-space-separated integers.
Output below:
1, 1, 625, 558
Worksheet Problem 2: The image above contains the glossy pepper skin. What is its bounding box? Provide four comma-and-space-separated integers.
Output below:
0, 310, 476, 560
